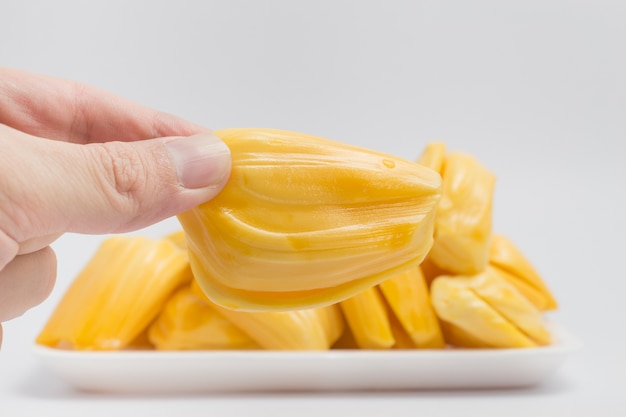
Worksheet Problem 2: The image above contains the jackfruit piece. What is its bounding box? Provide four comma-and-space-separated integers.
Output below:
490, 265, 549, 312
416, 142, 446, 173
489, 234, 558, 311
331, 323, 359, 349
471, 267, 551, 345
191, 281, 343, 350
177, 128, 441, 311
314, 302, 347, 347
420, 148, 495, 275
378, 266, 445, 348
431, 273, 540, 348
36, 236, 191, 350
419, 255, 450, 286
166, 230, 188, 250
384, 301, 417, 349
439, 320, 493, 348
126, 327, 154, 350
339, 287, 395, 349
148, 286, 259, 350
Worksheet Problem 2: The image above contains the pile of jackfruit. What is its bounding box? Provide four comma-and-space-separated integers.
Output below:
37, 129, 557, 351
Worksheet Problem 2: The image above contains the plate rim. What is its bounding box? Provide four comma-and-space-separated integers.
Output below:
32, 322, 582, 359
31, 323, 582, 393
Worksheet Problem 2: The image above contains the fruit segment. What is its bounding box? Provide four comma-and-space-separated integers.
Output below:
166, 230, 188, 250
416, 142, 447, 173
340, 287, 395, 349
148, 286, 259, 350
469, 267, 551, 346
430, 269, 551, 348
178, 128, 441, 311
489, 234, 558, 311
36, 236, 191, 350
426, 152, 496, 275
191, 281, 343, 350
378, 266, 445, 348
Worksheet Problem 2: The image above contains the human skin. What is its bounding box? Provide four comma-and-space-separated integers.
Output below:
0, 67, 231, 347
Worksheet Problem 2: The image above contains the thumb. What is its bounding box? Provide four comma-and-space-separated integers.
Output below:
1, 128, 231, 240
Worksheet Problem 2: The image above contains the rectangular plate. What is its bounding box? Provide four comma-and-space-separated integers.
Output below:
33, 323, 580, 393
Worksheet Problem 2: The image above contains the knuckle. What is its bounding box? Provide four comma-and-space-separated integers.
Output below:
91, 143, 150, 216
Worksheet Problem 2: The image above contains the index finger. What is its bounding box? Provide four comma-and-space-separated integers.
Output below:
0, 66, 209, 143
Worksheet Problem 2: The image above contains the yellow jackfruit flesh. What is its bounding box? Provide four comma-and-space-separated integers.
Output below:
191, 281, 344, 350
439, 320, 493, 349
418, 254, 450, 286
178, 128, 441, 311
378, 266, 445, 348
489, 234, 558, 311
339, 287, 395, 349
148, 286, 260, 350
416, 142, 447, 173
470, 267, 551, 345
384, 301, 418, 349
216, 305, 343, 350
489, 265, 549, 312
166, 230, 188, 250
330, 323, 359, 349
431, 276, 535, 348
430, 268, 551, 348
36, 236, 191, 350
314, 302, 347, 347
420, 148, 496, 276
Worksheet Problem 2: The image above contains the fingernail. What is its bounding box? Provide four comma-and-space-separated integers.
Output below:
165, 133, 231, 189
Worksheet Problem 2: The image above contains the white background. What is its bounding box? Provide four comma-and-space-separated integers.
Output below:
1, 0, 625, 415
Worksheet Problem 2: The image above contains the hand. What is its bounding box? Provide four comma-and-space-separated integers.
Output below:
0, 67, 231, 347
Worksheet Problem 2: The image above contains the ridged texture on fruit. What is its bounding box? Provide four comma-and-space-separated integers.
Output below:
427, 152, 496, 275
191, 281, 344, 350
178, 128, 441, 311
148, 286, 259, 350
431, 268, 551, 348
340, 287, 395, 349
378, 266, 445, 348
489, 234, 558, 311
36, 236, 191, 350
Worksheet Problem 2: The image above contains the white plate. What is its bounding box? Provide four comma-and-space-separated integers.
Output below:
33, 324, 581, 394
